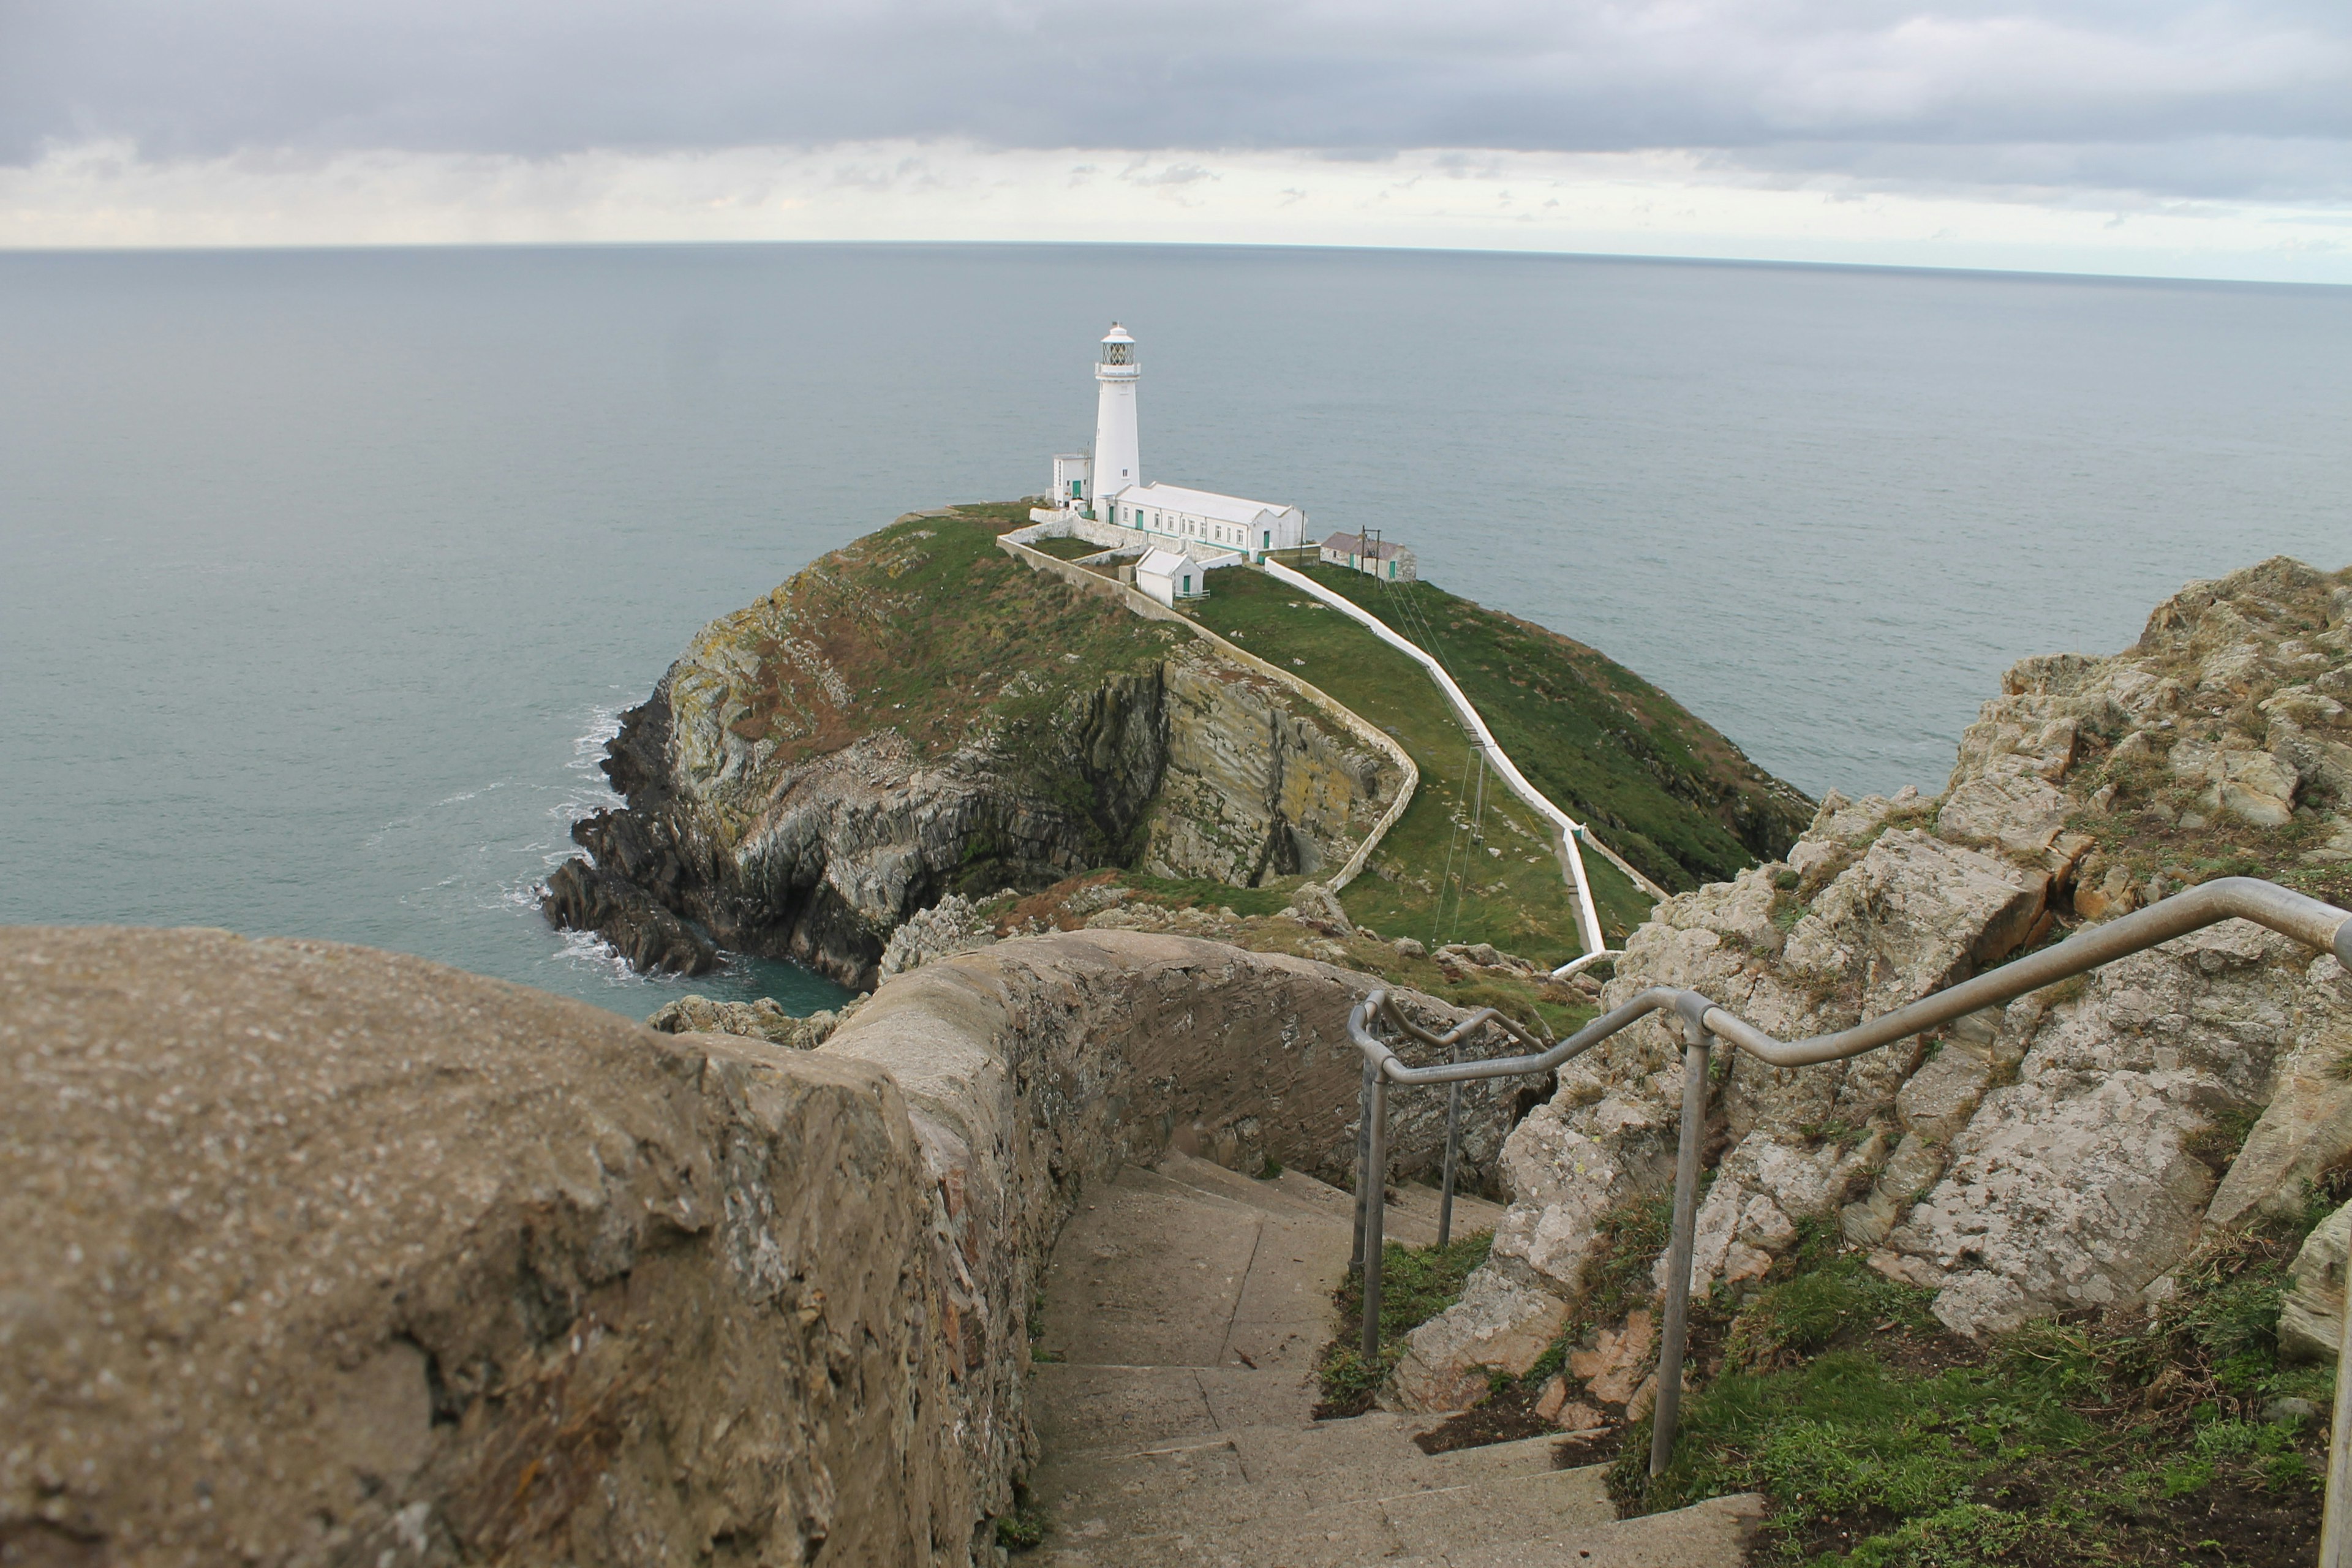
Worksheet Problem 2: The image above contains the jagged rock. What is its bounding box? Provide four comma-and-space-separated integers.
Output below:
1779, 831, 2047, 1019
545, 524, 1401, 989
878, 892, 999, 977
1885, 921, 2326, 1335
541, 858, 719, 974
1392, 1267, 1574, 1412
1937, 761, 2071, 854
644, 992, 865, 1049
2282, 1200, 2352, 1362
1391, 557, 2352, 1398
2206, 954, 2352, 1229
1568, 1309, 1657, 1406
1286, 880, 1355, 935
2169, 737, 2300, 827
1394, 937, 1427, 959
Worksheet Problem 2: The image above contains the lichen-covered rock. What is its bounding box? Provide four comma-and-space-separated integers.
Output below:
644, 991, 867, 1049
878, 892, 1000, 977
1880, 922, 2351, 1335
2282, 1200, 2352, 1362
2204, 953, 2352, 1229
1390, 557, 2352, 1400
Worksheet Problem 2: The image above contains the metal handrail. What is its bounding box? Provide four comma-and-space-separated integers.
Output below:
1344, 877, 2352, 1531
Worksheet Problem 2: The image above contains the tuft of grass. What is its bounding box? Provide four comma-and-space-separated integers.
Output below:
1581, 1197, 1676, 1322
1722, 1256, 1939, 1374
1317, 1228, 1494, 1411
1609, 1227, 2332, 1565
994, 1497, 1052, 1551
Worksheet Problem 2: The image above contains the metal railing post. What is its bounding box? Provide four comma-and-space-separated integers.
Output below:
2323, 1276, 2352, 1567
1350, 1058, 1376, 1275
1649, 1003, 1713, 1479
1361, 1077, 1390, 1365
1437, 1072, 1463, 1249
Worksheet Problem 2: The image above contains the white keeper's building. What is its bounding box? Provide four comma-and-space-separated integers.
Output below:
1037, 324, 1313, 580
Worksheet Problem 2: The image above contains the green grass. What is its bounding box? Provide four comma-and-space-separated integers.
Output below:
1317, 1228, 1495, 1412
1187, 566, 1651, 962
1606, 1228, 2332, 1566
1281, 565, 1814, 892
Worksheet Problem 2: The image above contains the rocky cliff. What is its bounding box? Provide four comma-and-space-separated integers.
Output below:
544, 509, 1401, 987
1396, 556, 2352, 1408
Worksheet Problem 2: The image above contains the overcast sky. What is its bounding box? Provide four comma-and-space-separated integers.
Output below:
4, 0, 2348, 279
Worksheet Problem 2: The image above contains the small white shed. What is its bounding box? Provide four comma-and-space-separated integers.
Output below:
1133, 547, 1199, 607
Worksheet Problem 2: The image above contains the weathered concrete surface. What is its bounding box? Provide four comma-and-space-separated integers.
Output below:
0, 924, 1508, 1566
1021, 1153, 1752, 1567
0, 925, 958, 1567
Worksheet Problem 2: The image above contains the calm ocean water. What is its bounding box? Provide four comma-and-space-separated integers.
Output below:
3, 244, 2346, 1015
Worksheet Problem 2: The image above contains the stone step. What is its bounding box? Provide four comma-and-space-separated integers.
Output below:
1155, 1152, 1362, 1229
1032, 1464, 1624, 1567
1153, 1148, 1510, 1251
1031, 1417, 1591, 1539
1021, 1156, 1758, 1568
1391, 1493, 1766, 1568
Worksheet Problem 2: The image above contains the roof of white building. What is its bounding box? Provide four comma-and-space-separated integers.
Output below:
1135, 548, 1191, 578
1116, 482, 1297, 526
1319, 531, 1411, 560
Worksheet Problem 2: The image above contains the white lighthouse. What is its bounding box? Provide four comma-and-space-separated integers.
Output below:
1090, 323, 1142, 511
1035, 322, 1314, 586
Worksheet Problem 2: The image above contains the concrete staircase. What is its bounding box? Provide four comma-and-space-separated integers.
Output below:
1025, 1153, 1760, 1566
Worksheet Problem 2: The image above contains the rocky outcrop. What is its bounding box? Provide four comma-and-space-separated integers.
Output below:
1393, 556, 2352, 1404
545, 516, 1401, 989
1, 924, 1505, 1566
644, 991, 865, 1048
2282, 1199, 2352, 1362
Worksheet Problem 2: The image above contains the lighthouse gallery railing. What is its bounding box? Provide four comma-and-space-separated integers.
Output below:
1344, 876, 2352, 1562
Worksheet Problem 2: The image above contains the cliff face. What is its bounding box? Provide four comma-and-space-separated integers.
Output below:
1396, 556, 2352, 1408
545, 511, 1401, 987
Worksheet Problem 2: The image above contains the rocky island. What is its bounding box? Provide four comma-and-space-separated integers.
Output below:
543, 502, 1812, 988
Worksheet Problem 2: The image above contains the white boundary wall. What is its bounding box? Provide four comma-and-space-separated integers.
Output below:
1263, 560, 1670, 949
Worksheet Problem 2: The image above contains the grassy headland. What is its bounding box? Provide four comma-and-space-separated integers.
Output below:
742, 504, 1807, 968
1279, 564, 1813, 893
1183, 565, 1652, 959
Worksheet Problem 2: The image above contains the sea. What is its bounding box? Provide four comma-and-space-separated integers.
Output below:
3, 244, 2346, 1017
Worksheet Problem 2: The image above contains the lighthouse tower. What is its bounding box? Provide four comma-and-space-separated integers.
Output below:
1090, 323, 1141, 513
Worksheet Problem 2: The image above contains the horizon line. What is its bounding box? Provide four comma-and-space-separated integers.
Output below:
3, 235, 2346, 293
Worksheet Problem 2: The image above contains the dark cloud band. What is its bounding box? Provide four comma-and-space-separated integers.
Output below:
3, 0, 2346, 202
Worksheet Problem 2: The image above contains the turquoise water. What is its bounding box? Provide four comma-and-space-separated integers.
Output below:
2, 244, 2346, 1016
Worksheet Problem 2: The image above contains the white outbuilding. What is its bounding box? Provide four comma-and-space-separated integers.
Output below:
1133, 547, 1202, 607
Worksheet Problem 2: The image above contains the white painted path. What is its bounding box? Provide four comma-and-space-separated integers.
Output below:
1262, 561, 1669, 956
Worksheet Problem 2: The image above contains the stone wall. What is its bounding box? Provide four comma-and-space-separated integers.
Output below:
1, 924, 1509, 1566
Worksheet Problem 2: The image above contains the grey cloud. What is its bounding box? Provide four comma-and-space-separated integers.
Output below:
1, 0, 2345, 202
